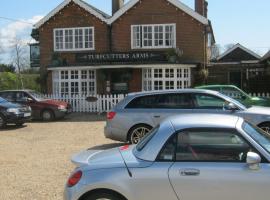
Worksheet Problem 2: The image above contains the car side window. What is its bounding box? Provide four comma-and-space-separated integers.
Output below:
157, 135, 177, 161
126, 95, 158, 109
176, 129, 252, 162
222, 87, 243, 99
156, 93, 193, 109
193, 93, 226, 109
0, 92, 16, 102
16, 92, 29, 103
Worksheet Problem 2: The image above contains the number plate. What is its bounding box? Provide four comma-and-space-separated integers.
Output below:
24, 113, 31, 117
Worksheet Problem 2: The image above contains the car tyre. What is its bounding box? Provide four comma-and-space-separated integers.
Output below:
128, 124, 152, 144
85, 192, 125, 200
0, 114, 6, 129
41, 110, 55, 121
258, 122, 270, 133
15, 123, 24, 127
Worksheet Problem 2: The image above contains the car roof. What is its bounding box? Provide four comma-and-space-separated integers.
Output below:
128, 89, 220, 97
169, 114, 239, 130
0, 89, 34, 92
133, 114, 242, 162
196, 85, 238, 89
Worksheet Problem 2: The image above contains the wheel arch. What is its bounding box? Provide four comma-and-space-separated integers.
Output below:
257, 121, 270, 127
79, 188, 128, 200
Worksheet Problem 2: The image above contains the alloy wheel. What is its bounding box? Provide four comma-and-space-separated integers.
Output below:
130, 127, 151, 144
260, 126, 270, 133
42, 110, 53, 121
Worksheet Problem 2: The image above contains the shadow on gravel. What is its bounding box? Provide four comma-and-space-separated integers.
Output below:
30, 112, 106, 123
0, 124, 27, 131
88, 143, 126, 150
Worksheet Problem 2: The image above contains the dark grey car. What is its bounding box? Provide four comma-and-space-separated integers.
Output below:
104, 89, 270, 144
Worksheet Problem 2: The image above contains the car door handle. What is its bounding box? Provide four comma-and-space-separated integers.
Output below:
180, 169, 200, 176
153, 115, 160, 118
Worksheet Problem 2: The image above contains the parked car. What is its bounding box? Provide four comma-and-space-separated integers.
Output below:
105, 89, 270, 144
196, 85, 270, 107
0, 97, 31, 128
66, 114, 270, 200
0, 90, 71, 121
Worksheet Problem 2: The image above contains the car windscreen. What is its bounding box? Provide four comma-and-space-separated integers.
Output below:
0, 97, 7, 103
136, 126, 159, 151
28, 91, 46, 101
218, 92, 249, 109
243, 121, 270, 154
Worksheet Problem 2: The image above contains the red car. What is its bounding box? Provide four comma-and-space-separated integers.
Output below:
0, 90, 72, 121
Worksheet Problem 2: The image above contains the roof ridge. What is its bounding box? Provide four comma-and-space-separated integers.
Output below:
35, 0, 209, 28
216, 43, 261, 61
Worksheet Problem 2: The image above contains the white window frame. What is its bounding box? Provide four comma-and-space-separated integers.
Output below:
142, 67, 191, 91
52, 69, 97, 96
53, 27, 95, 51
131, 24, 176, 49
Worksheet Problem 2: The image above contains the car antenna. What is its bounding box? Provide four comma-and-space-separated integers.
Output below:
118, 148, 133, 177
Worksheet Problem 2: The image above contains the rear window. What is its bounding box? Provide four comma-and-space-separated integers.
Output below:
126, 95, 157, 109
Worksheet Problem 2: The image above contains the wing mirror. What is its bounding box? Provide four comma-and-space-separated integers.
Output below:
246, 152, 261, 170
224, 103, 238, 111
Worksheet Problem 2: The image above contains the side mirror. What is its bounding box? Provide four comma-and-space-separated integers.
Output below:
224, 102, 238, 111
241, 95, 247, 101
246, 152, 261, 170
28, 98, 34, 102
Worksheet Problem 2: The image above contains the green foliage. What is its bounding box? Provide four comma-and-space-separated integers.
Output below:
0, 72, 41, 91
0, 64, 16, 73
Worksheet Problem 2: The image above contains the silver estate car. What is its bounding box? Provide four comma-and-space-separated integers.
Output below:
65, 114, 270, 200
105, 89, 270, 144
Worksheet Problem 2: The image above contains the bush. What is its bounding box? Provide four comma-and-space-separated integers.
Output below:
0, 72, 41, 91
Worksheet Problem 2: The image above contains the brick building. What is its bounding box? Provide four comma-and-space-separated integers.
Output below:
207, 43, 270, 92
32, 0, 215, 95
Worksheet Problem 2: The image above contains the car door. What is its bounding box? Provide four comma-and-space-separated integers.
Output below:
167, 128, 270, 200
191, 92, 235, 115
150, 93, 194, 125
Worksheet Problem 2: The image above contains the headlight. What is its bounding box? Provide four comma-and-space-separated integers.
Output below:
58, 105, 66, 110
7, 108, 20, 114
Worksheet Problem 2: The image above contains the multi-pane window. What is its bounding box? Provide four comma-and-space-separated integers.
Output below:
142, 67, 191, 91
55, 30, 63, 50
52, 70, 96, 96
132, 26, 141, 48
131, 24, 176, 49
54, 27, 94, 51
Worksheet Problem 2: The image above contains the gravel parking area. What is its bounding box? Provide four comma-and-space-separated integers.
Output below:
0, 113, 122, 200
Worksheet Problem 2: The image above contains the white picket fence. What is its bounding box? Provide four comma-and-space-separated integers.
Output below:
249, 93, 270, 98
43, 94, 125, 113
42, 92, 270, 113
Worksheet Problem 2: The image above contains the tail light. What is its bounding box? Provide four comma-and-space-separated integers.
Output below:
67, 170, 82, 187
107, 112, 116, 120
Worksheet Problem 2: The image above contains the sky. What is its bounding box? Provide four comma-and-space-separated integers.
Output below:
0, 0, 270, 63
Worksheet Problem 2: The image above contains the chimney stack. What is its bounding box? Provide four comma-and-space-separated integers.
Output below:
195, 0, 208, 18
112, 0, 124, 15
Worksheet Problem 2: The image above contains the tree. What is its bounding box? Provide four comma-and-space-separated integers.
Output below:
224, 43, 236, 51
211, 44, 222, 60
0, 64, 16, 73
10, 37, 29, 89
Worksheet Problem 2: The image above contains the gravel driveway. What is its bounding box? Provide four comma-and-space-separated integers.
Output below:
0, 113, 122, 200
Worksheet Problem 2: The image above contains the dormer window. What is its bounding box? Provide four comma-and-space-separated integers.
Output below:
131, 24, 176, 49
54, 27, 95, 51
